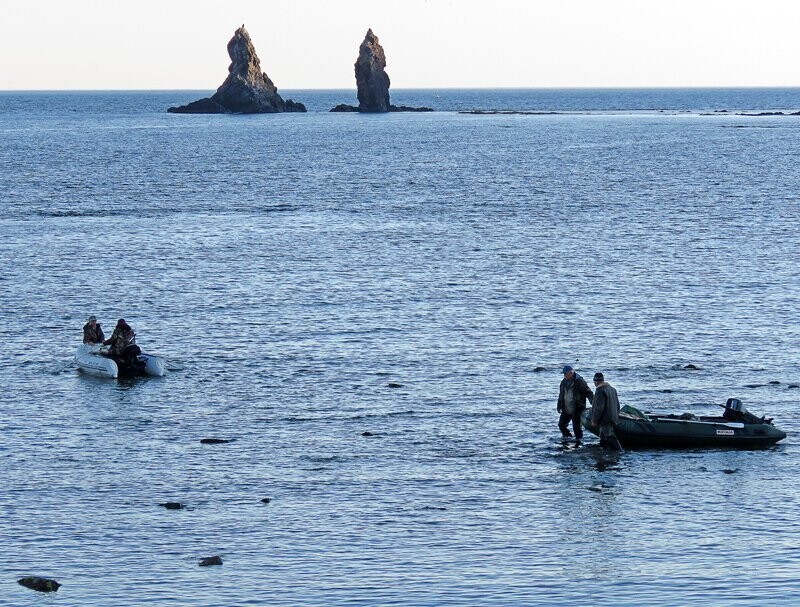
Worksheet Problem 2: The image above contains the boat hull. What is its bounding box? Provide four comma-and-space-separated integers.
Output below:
581, 409, 786, 449
76, 344, 118, 378
75, 345, 165, 378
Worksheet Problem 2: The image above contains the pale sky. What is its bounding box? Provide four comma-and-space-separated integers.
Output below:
2, 0, 799, 90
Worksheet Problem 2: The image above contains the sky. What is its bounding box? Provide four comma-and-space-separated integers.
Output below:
1, 0, 799, 90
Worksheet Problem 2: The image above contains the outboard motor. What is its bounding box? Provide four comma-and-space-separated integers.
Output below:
726, 398, 746, 413
723, 398, 768, 424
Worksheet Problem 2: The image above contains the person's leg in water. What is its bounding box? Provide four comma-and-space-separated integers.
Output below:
571, 408, 584, 444
599, 424, 623, 451
558, 412, 573, 439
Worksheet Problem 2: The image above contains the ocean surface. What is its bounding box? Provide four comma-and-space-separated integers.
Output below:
1, 88, 799, 606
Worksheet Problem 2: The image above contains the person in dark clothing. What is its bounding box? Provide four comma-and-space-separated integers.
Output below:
557, 365, 594, 442
82, 315, 105, 345
590, 372, 623, 451
104, 319, 143, 370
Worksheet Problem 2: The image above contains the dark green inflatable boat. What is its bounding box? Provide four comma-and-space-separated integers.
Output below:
582, 398, 786, 449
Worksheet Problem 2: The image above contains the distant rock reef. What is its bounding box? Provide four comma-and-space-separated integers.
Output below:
168, 26, 305, 114
330, 29, 433, 113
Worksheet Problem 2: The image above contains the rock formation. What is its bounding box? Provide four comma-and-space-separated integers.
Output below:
355, 28, 390, 112
18, 577, 61, 593
330, 29, 432, 113
169, 26, 305, 114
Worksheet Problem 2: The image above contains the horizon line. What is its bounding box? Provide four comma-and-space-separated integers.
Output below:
3, 85, 800, 93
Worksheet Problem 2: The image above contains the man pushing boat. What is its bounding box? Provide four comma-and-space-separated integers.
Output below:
589, 372, 623, 451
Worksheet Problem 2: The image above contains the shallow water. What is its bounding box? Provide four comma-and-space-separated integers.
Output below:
1, 90, 799, 606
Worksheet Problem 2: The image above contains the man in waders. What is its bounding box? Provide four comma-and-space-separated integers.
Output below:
557, 365, 594, 444
590, 372, 623, 451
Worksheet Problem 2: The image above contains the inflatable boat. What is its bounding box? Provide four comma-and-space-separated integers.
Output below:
75, 344, 166, 378
582, 398, 786, 449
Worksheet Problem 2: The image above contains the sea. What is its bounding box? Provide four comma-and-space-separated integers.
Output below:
1, 88, 799, 606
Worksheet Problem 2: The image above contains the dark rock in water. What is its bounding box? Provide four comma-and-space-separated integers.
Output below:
683, 364, 700, 370
331, 103, 432, 112
200, 438, 232, 444
661, 389, 674, 393
18, 577, 61, 592
532, 366, 546, 372
169, 97, 227, 114
260, 497, 272, 504
788, 384, 800, 390
744, 384, 762, 389
330, 29, 432, 113
199, 555, 223, 566
387, 382, 404, 388
737, 111, 787, 116
361, 431, 375, 437
168, 26, 305, 114
390, 105, 433, 112
159, 502, 185, 510
330, 103, 360, 112
768, 380, 781, 385
459, 109, 561, 115
722, 468, 739, 474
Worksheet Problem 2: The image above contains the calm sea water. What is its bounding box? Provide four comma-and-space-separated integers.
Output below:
1, 89, 799, 606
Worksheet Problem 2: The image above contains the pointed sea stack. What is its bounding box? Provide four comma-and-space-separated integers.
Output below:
355, 28, 390, 112
169, 26, 305, 114
330, 29, 432, 113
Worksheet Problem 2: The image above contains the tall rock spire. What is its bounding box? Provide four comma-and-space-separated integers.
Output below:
355, 29, 391, 112
169, 26, 305, 114
330, 29, 432, 113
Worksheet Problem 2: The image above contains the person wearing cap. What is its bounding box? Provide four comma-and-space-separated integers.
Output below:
590, 372, 622, 451
557, 365, 594, 442
82, 315, 105, 345
103, 318, 139, 365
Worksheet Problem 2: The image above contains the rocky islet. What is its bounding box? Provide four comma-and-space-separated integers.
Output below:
168, 26, 305, 114
331, 29, 432, 113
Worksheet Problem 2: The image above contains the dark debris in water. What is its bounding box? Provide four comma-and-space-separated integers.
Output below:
199, 555, 223, 566
722, 469, 739, 474
683, 364, 701, 370
18, 576, 61, 593
159, 502, 185, 510
260, 497, 272, 504
533, 366, 546, 372
200, 438, 233, 444
387, 382, 404, 388
788, 384, 800, 390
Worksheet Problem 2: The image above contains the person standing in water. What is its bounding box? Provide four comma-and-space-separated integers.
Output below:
590, 372, 622, 451
557, 365, 594, 443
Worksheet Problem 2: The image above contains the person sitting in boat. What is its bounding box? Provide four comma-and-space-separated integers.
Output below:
82, 315, 105, 345
103, 319, 142, 368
